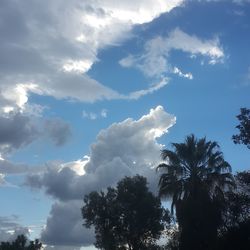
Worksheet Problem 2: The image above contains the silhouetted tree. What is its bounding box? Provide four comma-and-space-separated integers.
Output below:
157, 134, 234, 250
82, 175, 170, 250
217, 171, 250, 250
232, 108, 250, 149
0, 235, 42, 250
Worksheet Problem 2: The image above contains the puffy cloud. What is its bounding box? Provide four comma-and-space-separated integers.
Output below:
25, 106, 176, 246
119, 28, 224, 78
0, 115, 71, 186
0, 112, 39, 154
41, 201, 94, 247
0, 158, 44, 175
0, 112, 71, 156
0, 0, 183, 109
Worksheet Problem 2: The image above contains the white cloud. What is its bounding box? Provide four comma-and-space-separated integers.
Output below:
0, 0, 183, 110
25, 106, 176, 246
126, 78, 169, 100
119, 28, 224, 78
82, 109, 108, 120
100, 109, 108, 118
62, 60, 93, 74
173, 67, 193, 79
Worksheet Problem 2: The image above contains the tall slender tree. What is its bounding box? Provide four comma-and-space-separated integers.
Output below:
157, 134, 234, 250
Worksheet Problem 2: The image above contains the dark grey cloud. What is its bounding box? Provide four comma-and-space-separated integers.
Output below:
0, 215, 30, 242
0, 112, 72, 156
0, 114, 71, 188
41, 201, 94, 246
0, 113, 39, 154
44, 118, 71, 146
0, 159, 43, 175
26, 157, 133, 201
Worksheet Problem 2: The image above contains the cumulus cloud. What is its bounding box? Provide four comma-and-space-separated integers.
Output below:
0, 0, 183, 110
41, 201, 94, 247
0, 115, 71, 186
119, 28, 224, 78
0, 112, 72, 156
25, 106, 176, 246
0, 112, 39, 154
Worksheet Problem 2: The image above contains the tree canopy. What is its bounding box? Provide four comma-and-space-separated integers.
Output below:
0, 235, 42, 250
157, 134, 234, 250
232, 108, 250, 149
82, 175, 170, 250
217, 171, 250, 250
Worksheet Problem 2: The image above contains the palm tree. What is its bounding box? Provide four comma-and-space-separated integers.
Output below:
157, 134, 234, 250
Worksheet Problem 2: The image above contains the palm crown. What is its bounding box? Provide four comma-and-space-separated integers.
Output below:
157, 134, 234, 213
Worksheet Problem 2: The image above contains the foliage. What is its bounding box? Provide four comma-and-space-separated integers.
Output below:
157, 134, 234, 250
0, 235, 42, 250
232, 108, 250, 149
217, 171, 250, 250
82, 175, 169, 250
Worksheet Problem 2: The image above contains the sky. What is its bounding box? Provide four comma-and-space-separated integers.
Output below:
0, 0, 250, 249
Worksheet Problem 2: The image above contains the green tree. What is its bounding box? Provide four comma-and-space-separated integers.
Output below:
0, 235, 42, 250
157, 134, 234, 250
82, 175, 169, 250
232, 108, 250, 149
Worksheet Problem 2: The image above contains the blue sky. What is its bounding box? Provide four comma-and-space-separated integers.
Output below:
0, 0, 250, 249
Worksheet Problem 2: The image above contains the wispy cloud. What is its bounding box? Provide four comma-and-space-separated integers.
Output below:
173, 67, 193, 79
82, 109, 108, 120
119, 28, 224, 78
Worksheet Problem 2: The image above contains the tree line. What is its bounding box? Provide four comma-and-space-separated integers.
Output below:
81, 107, 250, 250
1, 108, 249, 250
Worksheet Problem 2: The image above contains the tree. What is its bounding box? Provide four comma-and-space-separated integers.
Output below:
0, 235, 42, 250
232, 108, 250, 149
157, 134, 234, 250
217, 171, 250, 250
82, 175, 169, 250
